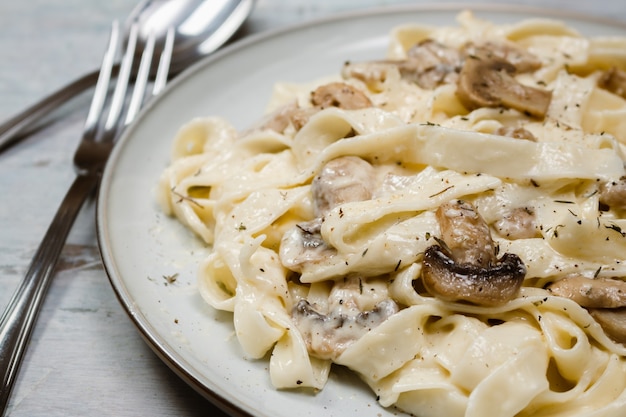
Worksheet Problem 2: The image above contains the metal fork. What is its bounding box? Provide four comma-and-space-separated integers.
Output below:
0, 21, 174, 415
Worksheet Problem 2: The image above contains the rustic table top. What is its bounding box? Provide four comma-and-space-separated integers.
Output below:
1, 1, 625, 416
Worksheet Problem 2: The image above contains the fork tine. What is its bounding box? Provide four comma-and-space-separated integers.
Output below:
102, 23, 139, 138
124, 31, 155, 126
126, 27, 175, 124
84, 23, 174, 145
118, 25, 174, 133
152, 27, 175, 97
82, 21, 120, 142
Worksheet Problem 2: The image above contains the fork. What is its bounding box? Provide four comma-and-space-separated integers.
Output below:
0, 21, 174, 415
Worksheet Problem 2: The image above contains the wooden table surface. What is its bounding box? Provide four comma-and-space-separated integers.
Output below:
1, 1, 625, 416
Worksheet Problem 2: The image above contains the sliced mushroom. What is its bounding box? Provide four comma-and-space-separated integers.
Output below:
280, 157, 376, 272
598, 66, 626, 100
400, 39, 463, 89
493, 206, 539, 239
462, 41, 542, 74
547, 275, 626, 309
422, 246, 526, 306
279, 218, 336, 273
293, 275, 399, 360
495, 126, 537, 142
599, 176, 626, 211
250, 100, 321, 134
342, 39, 462, 90
456, 54, 552, 118
289, 107, 319, 131
435, 199, 497, 267
253, 100, 300, 134
588, 308, 626, 344
310, 82, 372, 110
292, 297, 398, 360
547, 275, 626, 345
287, 82, 373, 130
311, 156, 375, 217
421, 200, 526, 306
406, 39, 461, 66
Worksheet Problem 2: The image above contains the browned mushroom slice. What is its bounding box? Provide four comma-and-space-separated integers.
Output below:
292, 298, 399, 359
310, 82, 373, 110
493, 207, 539, 239
406, 39, 461, 65
436, 200, 497, 267
342, 58, 458, 90
396, 59, 460, 90
598, 67, 626, 100
494, 126, 537, 142
588, 308, 626, 344
547, 275, 626, 308
256, 100, 300, 133
422, 245, 526, 306
279, 218, 336, 273
282, 82, 372, 131
422, 200, 526, 306
456, 55, 552, 118
342, 39, 462, 90
280, 157, 375, 272
599, 176, 626, 211
253, 100, 322, 133
289, 107, 319, 131
401, 39, 462, 89
311, 156, 375, 217
547, 275, 626, 345
463, 41, 542, 73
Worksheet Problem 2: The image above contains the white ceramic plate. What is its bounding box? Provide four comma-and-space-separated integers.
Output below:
97, 5, 626, 416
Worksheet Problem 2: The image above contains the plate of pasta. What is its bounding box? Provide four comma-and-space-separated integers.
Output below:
98, 5, 626, 417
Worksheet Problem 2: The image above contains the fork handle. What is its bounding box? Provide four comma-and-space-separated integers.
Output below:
0, 173, 99, 415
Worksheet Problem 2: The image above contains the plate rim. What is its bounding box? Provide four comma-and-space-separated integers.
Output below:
96, 3, 626, 417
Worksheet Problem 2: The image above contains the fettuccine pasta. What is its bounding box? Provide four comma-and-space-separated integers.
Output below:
158, 11, 626, 417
